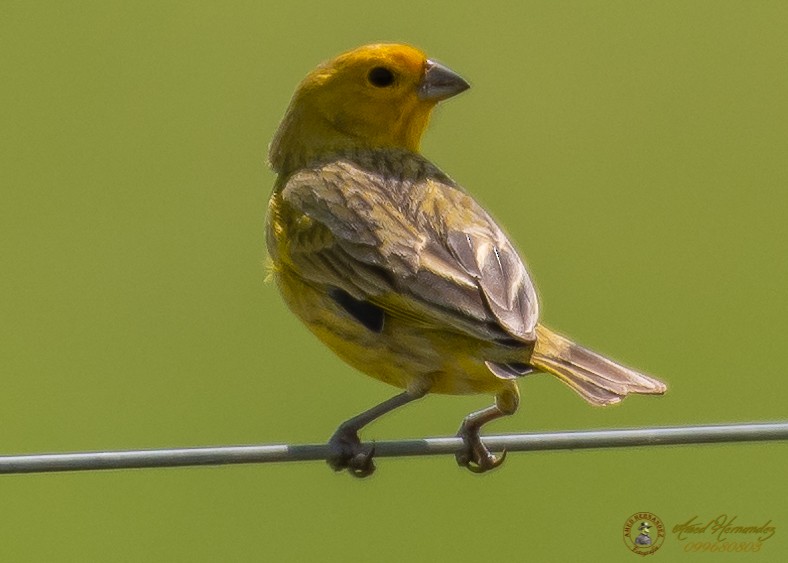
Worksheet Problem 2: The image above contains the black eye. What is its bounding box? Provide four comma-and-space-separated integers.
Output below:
367, 66, 395, 87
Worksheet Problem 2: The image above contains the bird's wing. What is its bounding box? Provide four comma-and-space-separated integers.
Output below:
277, 158, 538, 343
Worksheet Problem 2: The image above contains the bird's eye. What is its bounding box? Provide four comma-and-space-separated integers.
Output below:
367, 67, 395, 87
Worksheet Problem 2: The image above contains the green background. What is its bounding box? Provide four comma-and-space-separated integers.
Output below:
2, 1, 786, 561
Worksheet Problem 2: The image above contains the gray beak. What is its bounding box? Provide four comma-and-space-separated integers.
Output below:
418, 59, 470, 101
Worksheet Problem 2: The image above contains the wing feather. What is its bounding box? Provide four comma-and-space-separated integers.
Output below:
278, 154, 538, 343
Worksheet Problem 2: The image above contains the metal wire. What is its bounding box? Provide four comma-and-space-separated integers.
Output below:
1, 422, 786, 475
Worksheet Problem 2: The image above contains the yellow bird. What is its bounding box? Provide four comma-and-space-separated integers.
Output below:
266, 43, 666, 476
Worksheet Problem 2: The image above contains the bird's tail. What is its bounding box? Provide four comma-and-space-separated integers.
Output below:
530, 324, 667, 406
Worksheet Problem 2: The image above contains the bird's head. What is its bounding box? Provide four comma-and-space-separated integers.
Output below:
269, 43, 469, 173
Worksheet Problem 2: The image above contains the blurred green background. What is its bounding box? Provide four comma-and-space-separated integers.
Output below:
2, 1, 786, 561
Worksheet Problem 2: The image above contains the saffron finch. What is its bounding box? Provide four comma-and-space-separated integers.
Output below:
266, 43, 666, 477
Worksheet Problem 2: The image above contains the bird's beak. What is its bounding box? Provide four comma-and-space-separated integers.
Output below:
418, 60, 470, 101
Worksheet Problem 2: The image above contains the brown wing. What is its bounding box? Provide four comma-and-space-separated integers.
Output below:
277, 155, 538, 344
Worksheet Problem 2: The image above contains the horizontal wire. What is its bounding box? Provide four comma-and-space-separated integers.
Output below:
1, 422, 786, 475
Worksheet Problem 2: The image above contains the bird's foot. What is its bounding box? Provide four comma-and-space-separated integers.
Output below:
327, 426, 376, 478
455, 424, 506, 474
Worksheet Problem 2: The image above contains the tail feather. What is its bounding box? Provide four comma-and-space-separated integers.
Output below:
531, 325, 667, 406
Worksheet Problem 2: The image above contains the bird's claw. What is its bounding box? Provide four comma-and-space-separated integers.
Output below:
455, 427, 507, 473
464, 448, 507, 473
327, 427, 376, 478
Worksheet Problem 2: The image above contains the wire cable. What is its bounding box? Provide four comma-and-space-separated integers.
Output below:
2, 422, 786, 474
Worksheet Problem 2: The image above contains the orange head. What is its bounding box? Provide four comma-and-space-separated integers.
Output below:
269, 43, 469, 173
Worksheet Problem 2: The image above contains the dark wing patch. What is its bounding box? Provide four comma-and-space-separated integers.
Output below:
329, 287, 385, 332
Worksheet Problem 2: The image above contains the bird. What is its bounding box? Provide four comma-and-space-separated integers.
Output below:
265, 43, 666, 477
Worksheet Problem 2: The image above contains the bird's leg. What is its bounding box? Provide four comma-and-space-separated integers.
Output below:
328, 388, 425, 477
456, 386, 519, 474
455, 406, 508, 473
